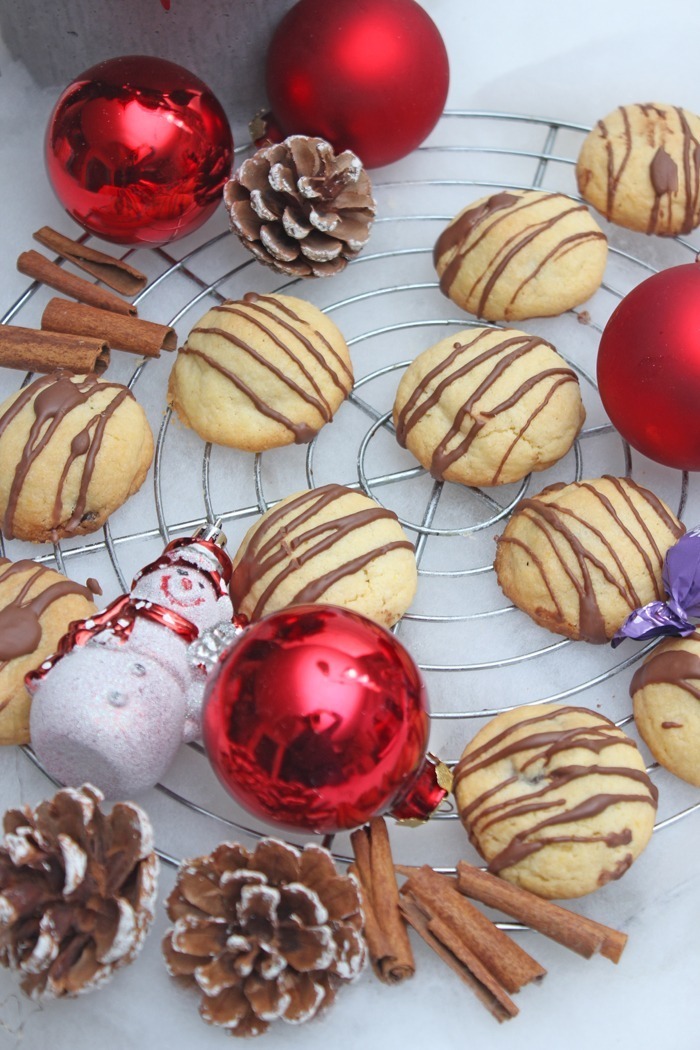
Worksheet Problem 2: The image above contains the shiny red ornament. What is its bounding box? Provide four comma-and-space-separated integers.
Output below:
45, 55, 233, 246
202, 604, 445, 834
265, 0, 449, 169
597, 261, 700, 470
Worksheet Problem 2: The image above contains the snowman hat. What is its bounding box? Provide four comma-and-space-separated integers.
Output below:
132, 524, 233, 598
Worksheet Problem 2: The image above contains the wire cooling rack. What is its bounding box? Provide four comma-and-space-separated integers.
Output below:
2, 111, 700, 871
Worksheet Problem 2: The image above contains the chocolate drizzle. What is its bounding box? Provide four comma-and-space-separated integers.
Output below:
433, 192, 520, 295
231, 484, 414, 619
455, 705, 657, 880
630, 641, 700, 703
592, 104, 700, 234
497, 476, 684, 643
0, 373, 132, 539
395, 329, 579, 482
182, 294, 352, 445
0, 558, 95, 665
434, 191, 605, 317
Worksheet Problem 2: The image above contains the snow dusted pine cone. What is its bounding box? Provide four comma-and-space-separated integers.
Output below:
224, 135, 376, 277
0, 784, 158, 998
162, 837, 367, 1038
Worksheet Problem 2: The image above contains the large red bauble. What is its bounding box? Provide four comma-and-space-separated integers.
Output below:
45, 55, 233, 246
202, 604, 443, 834
597, 262, 700, 470
265, 0, 449, 169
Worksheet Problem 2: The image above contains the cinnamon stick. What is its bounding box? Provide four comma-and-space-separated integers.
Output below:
33, 226, 147, 295
17, 250, 137, 316
0, 324, 109, 375
457, 861, 627, 963
401, 866, 546, 993
399, 896, 518, 1023
42, 298, 176, 358
348, 861, 392, 969
350, 818, 415, 983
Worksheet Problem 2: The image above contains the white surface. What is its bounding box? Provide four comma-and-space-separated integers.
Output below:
2, 3, 700, 1049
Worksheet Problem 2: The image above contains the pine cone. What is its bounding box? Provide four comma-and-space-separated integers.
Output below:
0, 784, 158, 998
224, 135, 376, 278
163, 837, 367, 1038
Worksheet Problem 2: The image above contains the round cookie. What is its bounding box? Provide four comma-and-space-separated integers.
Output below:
495, 476, 684, 643
631, 631, 700, 787
454, 703, 658, 899
168, 292, 353, 451
433, 189, 607, 321
231, 484, 417, 627
0, 557, 97, 744
393, 326, 585, 487
576, 102, 700, 236
0, 372, 154, 543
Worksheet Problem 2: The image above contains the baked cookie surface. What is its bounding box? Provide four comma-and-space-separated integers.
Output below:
0, 558, 97, 744
0, 372, 154, 543
231, 484, 417, 627
433, 189, 607, 321
393, 326, 585, 487
576, 102, 700, 236
494, 476, 684, 643
168, 292, 353, 451
631, 631, 700, 787
454, 703, 658, 899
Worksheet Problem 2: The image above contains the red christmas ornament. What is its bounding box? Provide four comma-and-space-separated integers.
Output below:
202, 604, 446, 834
597, 261, 700, 470
265, 0, 449, 169
45, 55, 233, 246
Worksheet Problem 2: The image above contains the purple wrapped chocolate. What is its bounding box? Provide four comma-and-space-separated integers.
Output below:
612, 528, 700, 646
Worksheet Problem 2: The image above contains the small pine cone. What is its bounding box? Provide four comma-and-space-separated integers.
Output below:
163, 838, 367, 1038
224, 135, 376, 278
0, 784, 158, 999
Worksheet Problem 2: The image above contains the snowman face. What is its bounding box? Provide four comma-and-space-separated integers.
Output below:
158, 566, 209, 610
132, 557, 233, 633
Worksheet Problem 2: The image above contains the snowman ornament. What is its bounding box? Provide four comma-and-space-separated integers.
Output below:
28, 523, 242, 798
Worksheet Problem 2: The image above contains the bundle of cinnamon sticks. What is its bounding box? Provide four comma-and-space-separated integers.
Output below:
350, 818, 628, 1023
1, 227, 176, 375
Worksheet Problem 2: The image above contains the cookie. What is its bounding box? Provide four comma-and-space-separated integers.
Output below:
576, 103, 700, 236
495, 476, 684, 643
168, 292, 353, 451
454, 703, 658, 899
0, 372, 154, 543
433, 189, 607, 321
0, 558, 97, 744
631, 631, 700, 787
231, 484, 417, 627
393, 326, 585, 487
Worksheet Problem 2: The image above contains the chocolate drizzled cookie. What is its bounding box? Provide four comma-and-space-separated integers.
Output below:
576, 102, 700, 236
231, 484, 417, 627
631, 631, 700, 787
168, 293, 353, 451
454, 703, 658, 899
433, 189, 607, 321
393, 326, 584, 486
0, 372, 154, 543
494, 475, 684, 643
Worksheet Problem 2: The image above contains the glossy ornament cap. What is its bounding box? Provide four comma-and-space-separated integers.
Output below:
45, 55, 233, 246
202, 604, 446, 833
597, 260, 700, 470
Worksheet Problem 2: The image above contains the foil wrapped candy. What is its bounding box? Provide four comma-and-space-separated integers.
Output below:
612, 527, 700, 646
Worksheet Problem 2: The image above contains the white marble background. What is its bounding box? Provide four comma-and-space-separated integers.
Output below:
1, 2, 700, 1048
